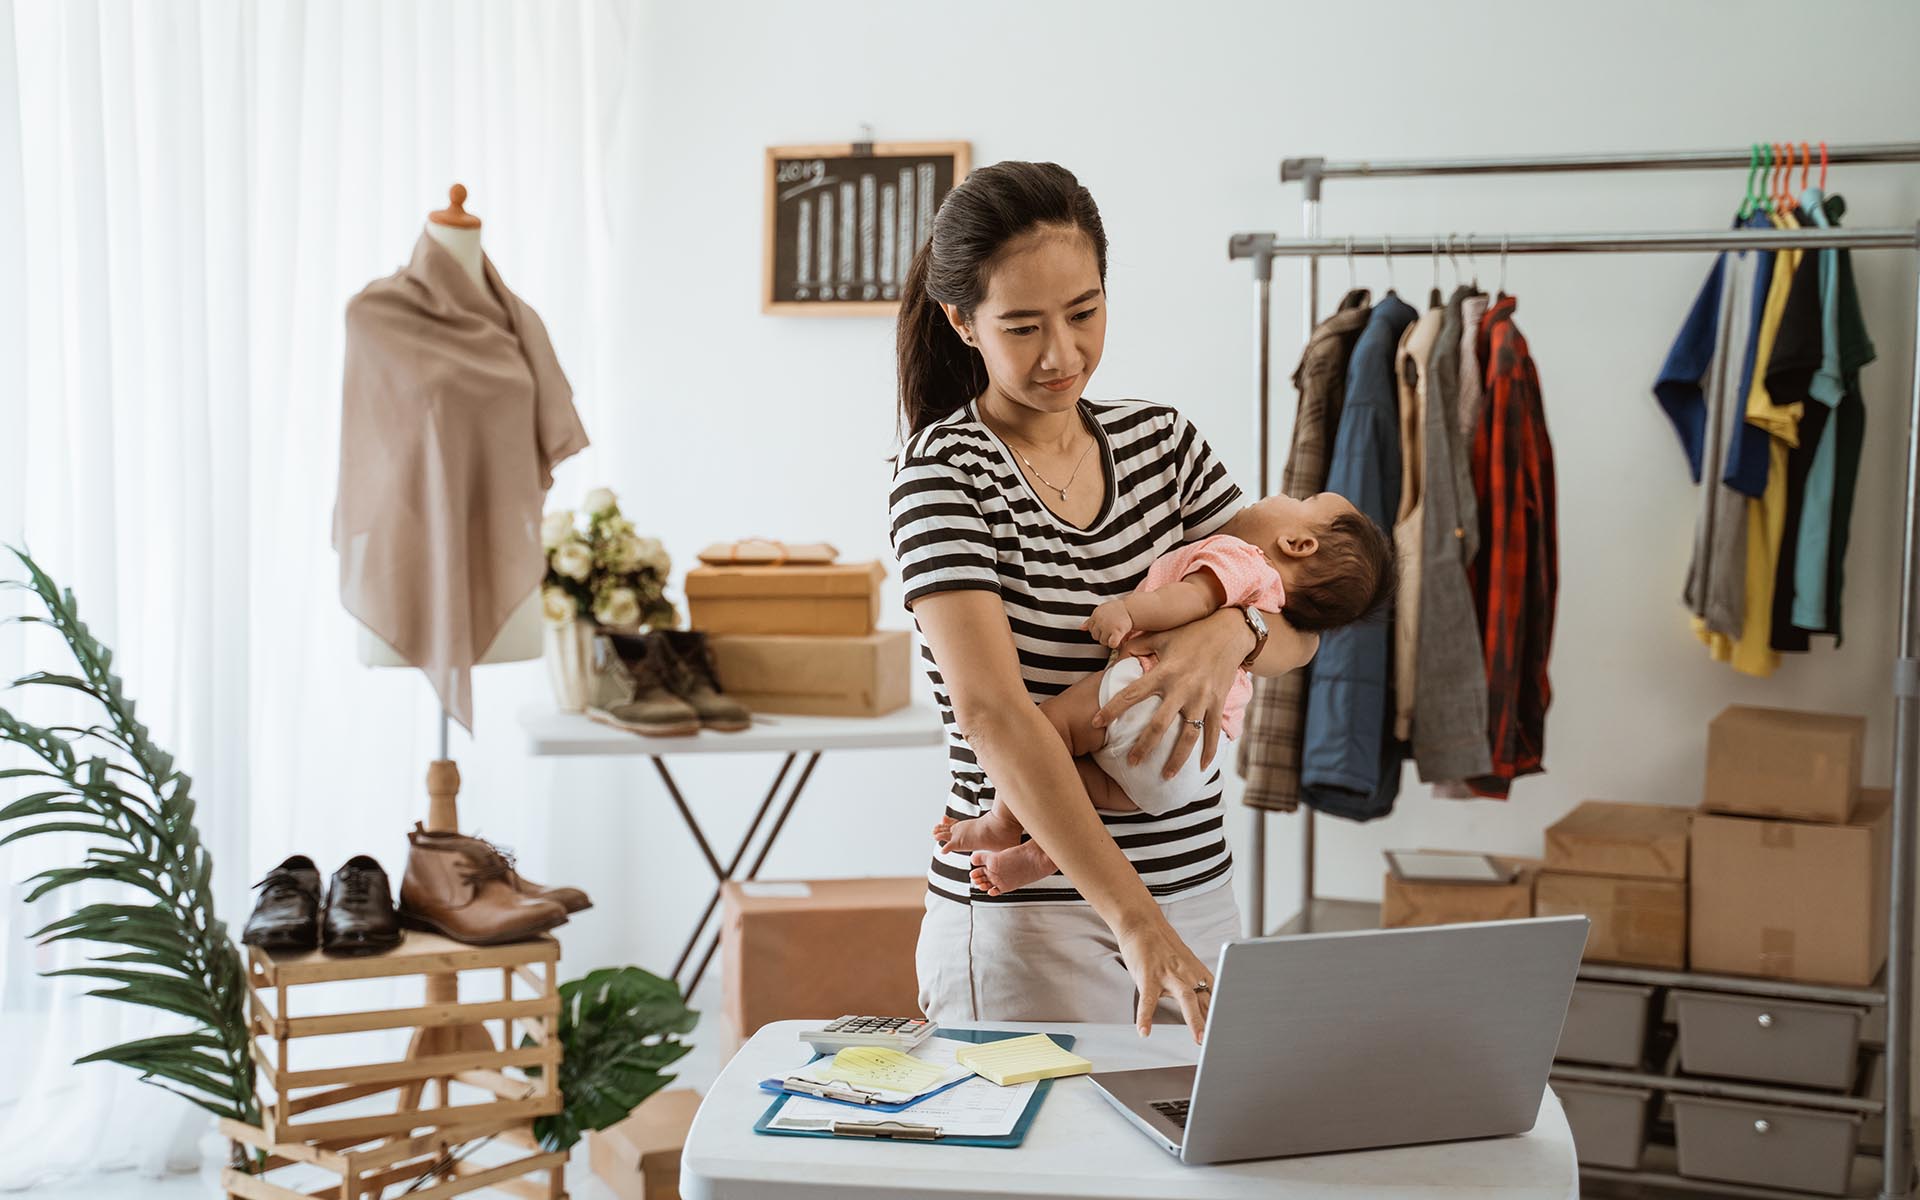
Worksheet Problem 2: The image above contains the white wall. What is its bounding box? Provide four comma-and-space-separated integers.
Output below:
514, 0, 1920, 1026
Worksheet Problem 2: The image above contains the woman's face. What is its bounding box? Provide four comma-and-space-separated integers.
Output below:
944, 225, 1106, 418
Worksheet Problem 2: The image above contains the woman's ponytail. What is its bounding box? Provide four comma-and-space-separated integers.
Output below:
893, 161, 1108, 444
895, 236, 985, 443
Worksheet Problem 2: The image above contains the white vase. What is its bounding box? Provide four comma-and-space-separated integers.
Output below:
545, 618, 598, 713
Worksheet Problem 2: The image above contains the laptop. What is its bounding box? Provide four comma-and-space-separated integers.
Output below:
1089, 915, 1588, 1165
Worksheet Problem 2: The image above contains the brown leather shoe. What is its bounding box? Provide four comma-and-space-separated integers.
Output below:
322, 855, 404, 956
658, 629, 752, 732
398, 827, 569, 945
592, 632, 699, 736
407, 822, 592, 914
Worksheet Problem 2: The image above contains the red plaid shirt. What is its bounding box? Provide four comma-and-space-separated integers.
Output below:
1468, 297, 1557, 796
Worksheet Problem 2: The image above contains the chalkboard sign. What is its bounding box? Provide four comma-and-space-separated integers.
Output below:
763, 141, 971, 315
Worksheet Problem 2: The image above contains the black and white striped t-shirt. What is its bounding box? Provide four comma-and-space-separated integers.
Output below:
888, 397, 1245, 906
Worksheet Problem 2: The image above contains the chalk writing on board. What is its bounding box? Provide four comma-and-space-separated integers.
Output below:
764, 143, 970, 312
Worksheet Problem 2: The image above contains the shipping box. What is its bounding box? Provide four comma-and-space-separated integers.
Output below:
686, 562, 885, 637
1534, 871, 1687, 969
1691, 788, 1891, 986
1544, 801, 1691, 881
590, 1088, 703, 1200
1381, 856, 1538, 929
708, 631, 911, 717
721, 877, 924, 1040
1703, 705, 1864, 824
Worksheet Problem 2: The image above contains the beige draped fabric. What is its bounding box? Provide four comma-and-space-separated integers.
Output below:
333, 233, 588, 730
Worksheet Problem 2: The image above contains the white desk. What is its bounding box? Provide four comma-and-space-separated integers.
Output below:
518, 704, 945, 991
681, 1020, 1579, 1200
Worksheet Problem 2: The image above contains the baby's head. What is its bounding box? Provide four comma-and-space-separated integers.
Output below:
1223, 493, 1397, 631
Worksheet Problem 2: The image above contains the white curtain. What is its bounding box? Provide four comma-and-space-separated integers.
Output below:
0, 0, 635, 1187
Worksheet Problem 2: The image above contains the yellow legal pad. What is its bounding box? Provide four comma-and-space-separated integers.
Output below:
952, 1034, 1092, 1086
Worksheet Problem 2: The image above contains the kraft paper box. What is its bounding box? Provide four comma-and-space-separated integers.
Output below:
685, 561, 885, 637
1544, 801, 1691, 881
1704, 705, 1864, 824
1381, 857, 1538, 930
589, 1088, 703, 1200
1534, 871, 1686, 969
721, 877, 924, 1041
708, 631, 911, 718
1690, 788, 1891, 986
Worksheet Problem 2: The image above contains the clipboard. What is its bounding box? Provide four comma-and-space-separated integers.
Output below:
751, 1029, 1076, 1148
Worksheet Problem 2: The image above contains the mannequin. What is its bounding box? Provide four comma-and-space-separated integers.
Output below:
354, 184, 545, 672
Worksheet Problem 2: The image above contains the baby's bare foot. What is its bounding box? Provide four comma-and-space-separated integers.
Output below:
939, 809, 1022, 854
969, 842, 1058, 896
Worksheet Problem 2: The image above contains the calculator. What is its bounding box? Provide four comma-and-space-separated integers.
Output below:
800, 1015, 934, 1056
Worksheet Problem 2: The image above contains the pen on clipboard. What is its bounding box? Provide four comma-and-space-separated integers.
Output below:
834, 1119, 941, 1140
768, 1076, 885, 1105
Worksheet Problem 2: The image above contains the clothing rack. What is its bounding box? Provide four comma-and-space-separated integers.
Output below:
1229, 142, 1920, 1200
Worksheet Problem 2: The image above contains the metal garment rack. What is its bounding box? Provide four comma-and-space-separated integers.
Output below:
1228, 143, 1920, 1200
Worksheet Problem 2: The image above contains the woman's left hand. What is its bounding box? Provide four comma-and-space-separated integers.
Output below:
1091, 608, 1250, 780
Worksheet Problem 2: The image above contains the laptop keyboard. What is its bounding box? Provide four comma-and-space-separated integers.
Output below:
1151, 1098, 1191, 1128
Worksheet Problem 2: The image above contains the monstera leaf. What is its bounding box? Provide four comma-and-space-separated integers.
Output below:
0, 547, 257, 1126
528, 965, 696, 1150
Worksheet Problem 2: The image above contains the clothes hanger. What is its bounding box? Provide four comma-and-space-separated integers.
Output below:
1429, 236, 1442, 307
1345, 234, 1356, 294
1799, 141, 1812, 193
1759, 142, 1776, 215
1464, 234, 1480, 290
1383, 236, 1396, 295
1819, 140, 1828, 191
1497, 234, 1509, 299
1738, 143, 1760, 221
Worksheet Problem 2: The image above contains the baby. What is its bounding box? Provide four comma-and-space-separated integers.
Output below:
937, 491, 1397, 895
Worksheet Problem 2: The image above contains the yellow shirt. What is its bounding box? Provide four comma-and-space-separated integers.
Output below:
1694, 211, 1803, 676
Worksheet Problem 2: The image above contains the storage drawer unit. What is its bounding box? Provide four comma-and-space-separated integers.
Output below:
1674, 990, 1863, 1090
1671, 1095, 1862, 1196
1556, 981, 1656, 1067
1554, 1081, 1652, 1169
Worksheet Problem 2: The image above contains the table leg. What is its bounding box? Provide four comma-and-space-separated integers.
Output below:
664, 753, 796, 983
679, 752, 823, 996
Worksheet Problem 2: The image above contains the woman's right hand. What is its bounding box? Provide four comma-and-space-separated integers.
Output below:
1117, 915, 1214, 1043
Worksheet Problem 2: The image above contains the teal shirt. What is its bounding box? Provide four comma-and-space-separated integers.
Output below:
1790, 189, 1876, 633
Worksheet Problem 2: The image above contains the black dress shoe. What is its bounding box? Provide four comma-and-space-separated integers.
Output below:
323, 855, 404, 956
242, 855, 321, 951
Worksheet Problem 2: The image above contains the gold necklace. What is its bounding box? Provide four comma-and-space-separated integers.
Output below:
1012, 436, 1095, 502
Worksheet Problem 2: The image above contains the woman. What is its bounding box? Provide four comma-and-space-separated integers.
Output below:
889, 161, 1318, 1041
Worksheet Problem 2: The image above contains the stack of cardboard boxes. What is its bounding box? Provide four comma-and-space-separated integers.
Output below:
685, 553, 911, 718
1535, 801, 1691, 969
1691, 705, 1890, 986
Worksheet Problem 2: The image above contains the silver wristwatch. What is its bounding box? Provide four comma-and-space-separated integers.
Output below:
1237, 605, 1270, 670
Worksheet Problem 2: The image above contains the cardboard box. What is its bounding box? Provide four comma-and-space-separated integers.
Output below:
722, 877, 924, 1040
590, 1087, 703, 1200
708, 631, 912, 717
1690, 788, 1891, 986
1534, 871, 1687, 969
1545, 801, 1691, 881
686, 561, 885, 637
1381, 856, 1538, 929
1704, 705, 1864, 824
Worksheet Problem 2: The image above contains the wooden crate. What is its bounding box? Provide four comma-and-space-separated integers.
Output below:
221, 1114, 566, 1200
246, 931, 563, 1144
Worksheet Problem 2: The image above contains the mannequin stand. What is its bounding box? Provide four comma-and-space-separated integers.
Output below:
395, 711, 519, 1112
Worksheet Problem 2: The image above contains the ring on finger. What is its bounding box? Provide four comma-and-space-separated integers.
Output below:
1184, 717, 1204, 730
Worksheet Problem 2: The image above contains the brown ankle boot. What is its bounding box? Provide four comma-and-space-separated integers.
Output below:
658, 629, 751, 732
592, 631, 700, 736
408, 823, 592, 914
398, 826, 570, 945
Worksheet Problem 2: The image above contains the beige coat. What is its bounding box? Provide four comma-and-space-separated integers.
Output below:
334, 233, 589, 730
1392, 302, 1443, 742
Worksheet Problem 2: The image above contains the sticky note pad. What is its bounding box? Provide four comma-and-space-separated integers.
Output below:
827, 1046, 951, 1094
953, 1034, 1091, 1086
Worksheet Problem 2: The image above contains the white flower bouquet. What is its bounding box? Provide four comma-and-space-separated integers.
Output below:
541, 488, 677, 631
